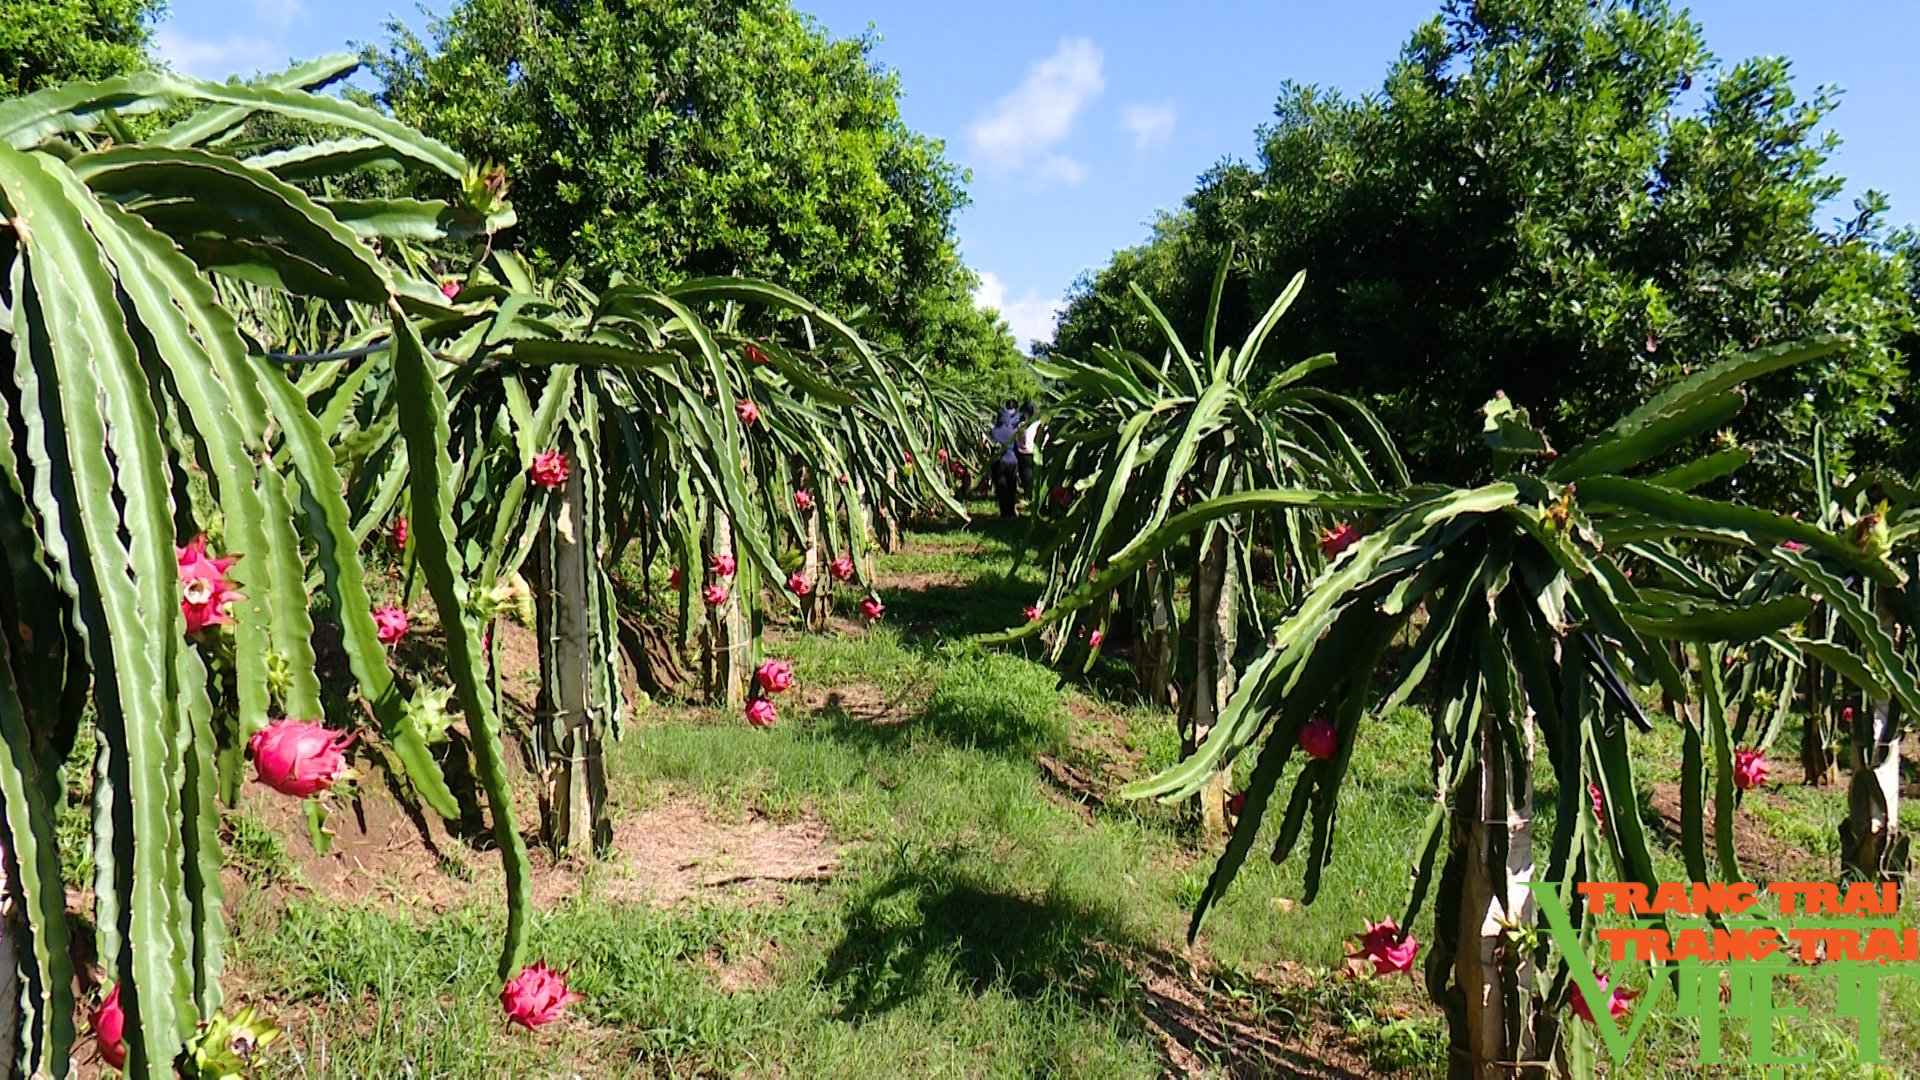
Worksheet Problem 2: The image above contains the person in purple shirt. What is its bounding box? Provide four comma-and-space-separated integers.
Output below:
987, 400, 1022, 519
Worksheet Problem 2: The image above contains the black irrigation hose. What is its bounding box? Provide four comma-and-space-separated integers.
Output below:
260, 341, 393, 364
1581, 630, 1655, 733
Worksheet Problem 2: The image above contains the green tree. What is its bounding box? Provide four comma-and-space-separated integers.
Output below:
369, 0, 1019, 386
1054, 0, 1913, 487
2, 0, 162, 95
1875, 230, 1920, 479
902, 271, 1038, 402
1048, 209, 1218, 365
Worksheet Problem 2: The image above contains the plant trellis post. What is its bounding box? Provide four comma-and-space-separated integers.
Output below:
536, 427, 607, 856
1182, 517, 1237, 833
1841, 596, 1909, 882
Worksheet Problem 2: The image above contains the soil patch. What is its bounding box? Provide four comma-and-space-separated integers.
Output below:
702, 945, 779, 993
885, 568, 971, 592
1037, 754, 1107, 822
1646, 782, 1820, 881
1064, 698, 1144, 775
491, 618, 543, 716
806, 682, 906, 726
596, 804, 840, 908
825, 613, 870, 638
1126, 951, 1377, 1079
232, 779, 577, 914
234, 781, 837, 916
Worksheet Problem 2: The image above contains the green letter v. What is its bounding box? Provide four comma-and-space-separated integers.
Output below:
1528, 881, 1667, 1064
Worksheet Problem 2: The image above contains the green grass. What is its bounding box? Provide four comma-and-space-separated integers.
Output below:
56, 724, 97, 891
223, 507, 1920, 1078
224, 813, 298, 884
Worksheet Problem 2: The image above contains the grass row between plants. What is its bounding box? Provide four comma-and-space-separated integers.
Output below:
186, 510, 1915, 1077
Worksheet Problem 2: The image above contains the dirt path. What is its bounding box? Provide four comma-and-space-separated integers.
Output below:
235, 520, 1426, 1078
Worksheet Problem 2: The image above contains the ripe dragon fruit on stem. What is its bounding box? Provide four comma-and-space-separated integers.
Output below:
745, 697, 778, 727
529, 449, 569, 490
500, 961, 583, 1030
249, 719, 354, 798
1319, 522, 1360, 559
1348, 919, 1418, 977
1570, 973, 1635, 1024
92, 986, 126, 1070
372, 605, 409, 644
755, 659, 794, 694
1298, 717, 1339, 761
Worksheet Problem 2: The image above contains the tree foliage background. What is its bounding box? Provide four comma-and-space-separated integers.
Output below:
369, 0, 1029, 394
2, 0, 162, 94
1052, 0, 1915, 489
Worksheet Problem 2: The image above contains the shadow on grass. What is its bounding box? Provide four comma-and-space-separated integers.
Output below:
822, 855, 1136, 1017
875, 581, 1153, 719
810, 684, 1064, 759
907, 509, 1041, 549
890, 517, 1163, 713
1059, 646, 1157, 708
879, 575, 1041, 645
822, 853, 1369, 1078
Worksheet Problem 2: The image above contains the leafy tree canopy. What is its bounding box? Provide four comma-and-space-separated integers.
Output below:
1053, 0, 1913, 487
1879, 230, 1920, 479
370, 0, 1024, 390
902, 277, 1038, 403
2, 0, 162, 95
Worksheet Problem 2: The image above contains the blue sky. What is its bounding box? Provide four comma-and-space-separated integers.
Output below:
154, 1, 1920, 349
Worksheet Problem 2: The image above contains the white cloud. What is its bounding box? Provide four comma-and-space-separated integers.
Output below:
1121, 103, 1177, 150
975, 271, 1065, 352
154, 28, 284, 79
1035, 155, 1088, 186
968, 38, 1105, 184
248, 0, 310, 29
152, 0, 306, 81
